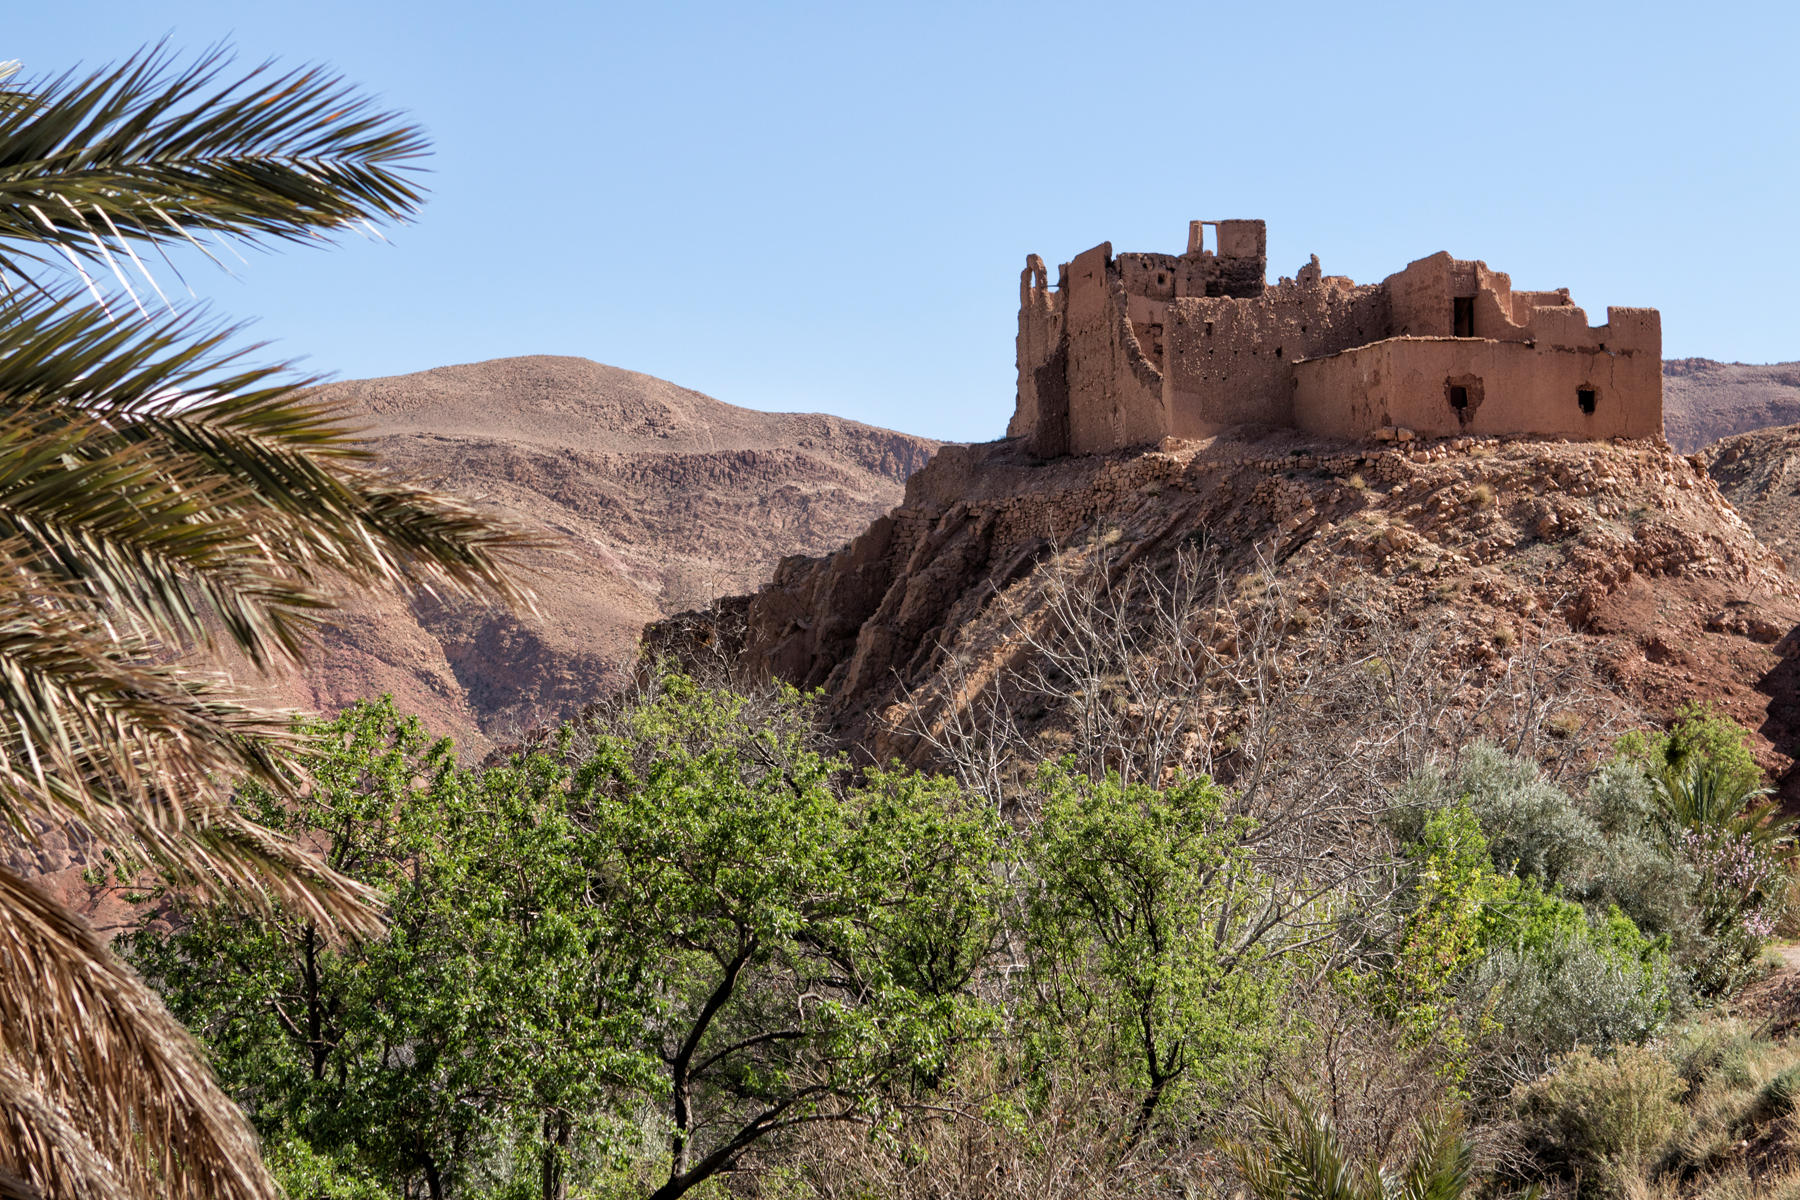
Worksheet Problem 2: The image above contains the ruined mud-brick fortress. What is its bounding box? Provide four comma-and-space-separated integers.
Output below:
1010, 219, 1662, 455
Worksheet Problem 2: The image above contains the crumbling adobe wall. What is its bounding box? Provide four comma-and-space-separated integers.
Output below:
1160, 273, 1392, 434
1060, 243, 1167, 455
1293, 305, 1663, 440
1010, 254, 1068, 455
1011, 222, 1664, 453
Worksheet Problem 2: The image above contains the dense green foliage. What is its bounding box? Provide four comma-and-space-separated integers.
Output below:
1017, 767, 1296, 1136
130, 684, 1008, 1200
127, 679, 1795, 1200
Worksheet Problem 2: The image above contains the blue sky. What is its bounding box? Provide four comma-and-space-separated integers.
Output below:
11, 1, 1798, 441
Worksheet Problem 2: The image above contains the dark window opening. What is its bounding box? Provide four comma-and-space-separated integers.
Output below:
1275, 346, 1283, 359
1204, 321, 1213, 336
1453, 297, 1476, 337
1156, 273, 1166, 286
1449, 385, 1469, 410
1578, 387, 1597, 414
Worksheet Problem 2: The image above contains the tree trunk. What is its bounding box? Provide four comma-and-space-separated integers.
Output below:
539, 1110, 572, 1200
419, 1151, 445, 1200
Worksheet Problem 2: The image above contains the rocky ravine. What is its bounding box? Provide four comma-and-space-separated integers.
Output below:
238, 355, 939, 751
1664, 359, 1800, 452
657, 428, 1800, 803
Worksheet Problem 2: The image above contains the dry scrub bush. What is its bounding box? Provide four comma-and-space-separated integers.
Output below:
1261, 987, 1462, 1169
911, 539, 1618, 969
1508, 1045, 1683, 1197
750, 1058, 1223, 1200
1654, 1024, 1800, 1189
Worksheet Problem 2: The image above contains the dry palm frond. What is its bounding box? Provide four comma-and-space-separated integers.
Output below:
0, 564, 381, 931
0, 863, 276, 1200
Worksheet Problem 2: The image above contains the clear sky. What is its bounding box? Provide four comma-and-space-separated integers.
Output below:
11, 1, 1798, 442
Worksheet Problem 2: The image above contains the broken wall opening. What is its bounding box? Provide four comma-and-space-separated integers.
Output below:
1578, 385, 1597, 415
1444, 374, 1485, 425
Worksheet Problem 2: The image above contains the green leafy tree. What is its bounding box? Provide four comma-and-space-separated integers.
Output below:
1018, 765, 1301, 1143
1618, 701, 1764, 798
131, 680, 1007, 1200
576, 677, 1006, 1200
128, 700, 654, 1200
0, 48, 536, 1200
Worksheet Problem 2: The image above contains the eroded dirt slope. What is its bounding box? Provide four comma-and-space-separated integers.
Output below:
658, 429, 1800, 802
1707, 424, 1800, 577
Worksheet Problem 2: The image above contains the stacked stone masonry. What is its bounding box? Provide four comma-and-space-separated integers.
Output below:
1009, 219, 1663, 455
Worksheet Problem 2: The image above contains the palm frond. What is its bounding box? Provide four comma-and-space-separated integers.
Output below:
0, 291, 541, 666
0, 46, 426, 299
0, 575, 380, 932
1390, 1111, 1475, 1200
1228, 1090, 1368, 1200
1228, 1089, 1479, 1200
1652, 759, 1794, 858
0, 414, 329, 656
0, 862, 276, 1200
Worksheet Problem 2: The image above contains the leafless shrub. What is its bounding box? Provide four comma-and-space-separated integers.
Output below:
917, 536, 1615, 807
902, 537, 1619, 968
752, 1057, 1227, 1200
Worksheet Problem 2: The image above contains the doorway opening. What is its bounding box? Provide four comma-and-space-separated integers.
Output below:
1453, 296, 1476, 337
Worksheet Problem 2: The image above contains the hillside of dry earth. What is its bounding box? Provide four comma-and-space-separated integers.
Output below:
1665, 358, 1800, 451
1707, 424, 1800, 577
233, 355, 938, 749
655, 429, 1800, 804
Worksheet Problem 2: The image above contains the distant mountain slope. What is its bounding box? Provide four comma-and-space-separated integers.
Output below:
1664, 359, 1800, 451
1707, 424, 1800, 575
240, 356, 939, 748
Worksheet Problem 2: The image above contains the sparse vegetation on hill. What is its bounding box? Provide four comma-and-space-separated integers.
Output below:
1664, 360, 1800, 453
262, 356, 938, 749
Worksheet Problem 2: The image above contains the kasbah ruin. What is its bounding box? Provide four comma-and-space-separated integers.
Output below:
1010, 219, 1662, 454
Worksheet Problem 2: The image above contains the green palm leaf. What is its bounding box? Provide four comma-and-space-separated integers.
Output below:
0, 44, 538, 1200
0, 47, 425, 300
0, 289, 541, 667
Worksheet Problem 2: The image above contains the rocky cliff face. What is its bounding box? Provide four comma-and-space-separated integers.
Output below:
1664, 359, 1800, 452
656, 428, 1800, 802
237, 356, 938, 750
